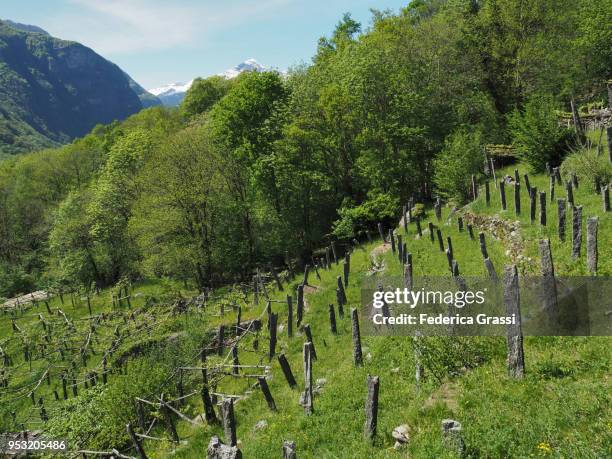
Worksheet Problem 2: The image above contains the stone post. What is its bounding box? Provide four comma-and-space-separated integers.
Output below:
364, 375, 380, 442
557, 199, 566, 241
587, 217, 598, 273
504, 265, 524, 379
351, 308, 363, 366
572, 205, 582, 259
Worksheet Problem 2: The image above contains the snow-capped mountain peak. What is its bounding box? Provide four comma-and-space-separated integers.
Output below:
148, 80, 194, 97
147, 59, 275, 106
219, 58, 267, 79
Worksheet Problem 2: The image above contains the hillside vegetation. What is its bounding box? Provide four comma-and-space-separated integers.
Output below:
0, 20, 159, 157
0, 0, 611, 457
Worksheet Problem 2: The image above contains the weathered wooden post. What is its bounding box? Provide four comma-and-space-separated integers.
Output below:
278, 354, 297, 388
269, 312, 278, 361
325, 247, 331, 268
303, 324, 317, 360
217, 325, 225, 356
467, 224, 474, 240
258, 377, 277, 411
514, 182, 521, 215
160, 394, 180, 443
343, 259, 350, 287
282, 441, 297, 459
38, 397, 48, 422
524, 174, 531, 195
296, 284, 304, 327
529, 187, 537, 222
328, 304, 337, 334
485, 180, 490, 206
301, 342, 314, 415
331, 241, 338, 264
539, 239, 559, 327
364, 375, 380, 442
554, 167, 561, 185
446, 249, 453, 272
557, 199, 566, 241
566, 181, 574, 206
397, 234, 403, 263
416, 217, 422, 237
434, 199, 442, 221
302, 265, 310, 286
428, 222, 435, 242
484, 258, 498, 281
252, 275, 259, 307
403, 205, 408, 234
457, 217, 463, 232
446, 236, 454, 260
587, 217, 598, 273
572, 172, 579, 189
504, 265, 524, 379
539, 191, 546, 226
607, 126, 612, 163
271, 265, 283, 291
471, 175, 478, 200
336, 276, 346, 317
61, 374, 68, 400
135, 399, 147, 432
127, 423, 148, 459
232, 346, 239, 375
436, 229, 444, 252
286, 295, 293, 338
351, 308, 363, 367
603, 185, 610, 212
549, 174, 555, 202
478, 232, 488, 259
404, 263, 413, 291
441, 420, 465, 456
500, 180, 507, 210
202, 378, 218, 425
389, 230, 396, 254
221, 398, 237, 447
572, 205, 582, 259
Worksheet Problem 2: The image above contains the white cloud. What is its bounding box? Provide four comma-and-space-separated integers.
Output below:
46, 0, 294, 55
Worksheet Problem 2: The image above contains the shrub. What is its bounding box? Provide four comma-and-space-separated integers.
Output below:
508, 94, 575, 172
332, 192, 399, 239
0, 263, 35, 298
433, 129, 484, 204
45, 355, 175, 449
560, 148, 612, 191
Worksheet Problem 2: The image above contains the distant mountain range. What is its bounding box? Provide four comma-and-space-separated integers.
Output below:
0, 18, 282, 156
148, 58, 274, 106
0, 19, 161, 157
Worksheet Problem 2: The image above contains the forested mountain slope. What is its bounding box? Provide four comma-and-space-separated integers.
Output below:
0, 20, 155, 157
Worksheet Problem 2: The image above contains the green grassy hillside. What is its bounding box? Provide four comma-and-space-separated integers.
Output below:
2, 153, 608, 458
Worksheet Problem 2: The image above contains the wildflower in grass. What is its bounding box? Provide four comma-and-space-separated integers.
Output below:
536, 442, 553, 455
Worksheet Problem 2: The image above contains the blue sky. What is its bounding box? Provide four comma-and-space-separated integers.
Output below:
3, 0, 409, 89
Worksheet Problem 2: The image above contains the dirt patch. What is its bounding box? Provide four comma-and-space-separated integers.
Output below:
303, 285, 318, 295
370, 243, 391, 257
423, 382, 460, 412
462, 210, 532, 270
2, 291, 50, 309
